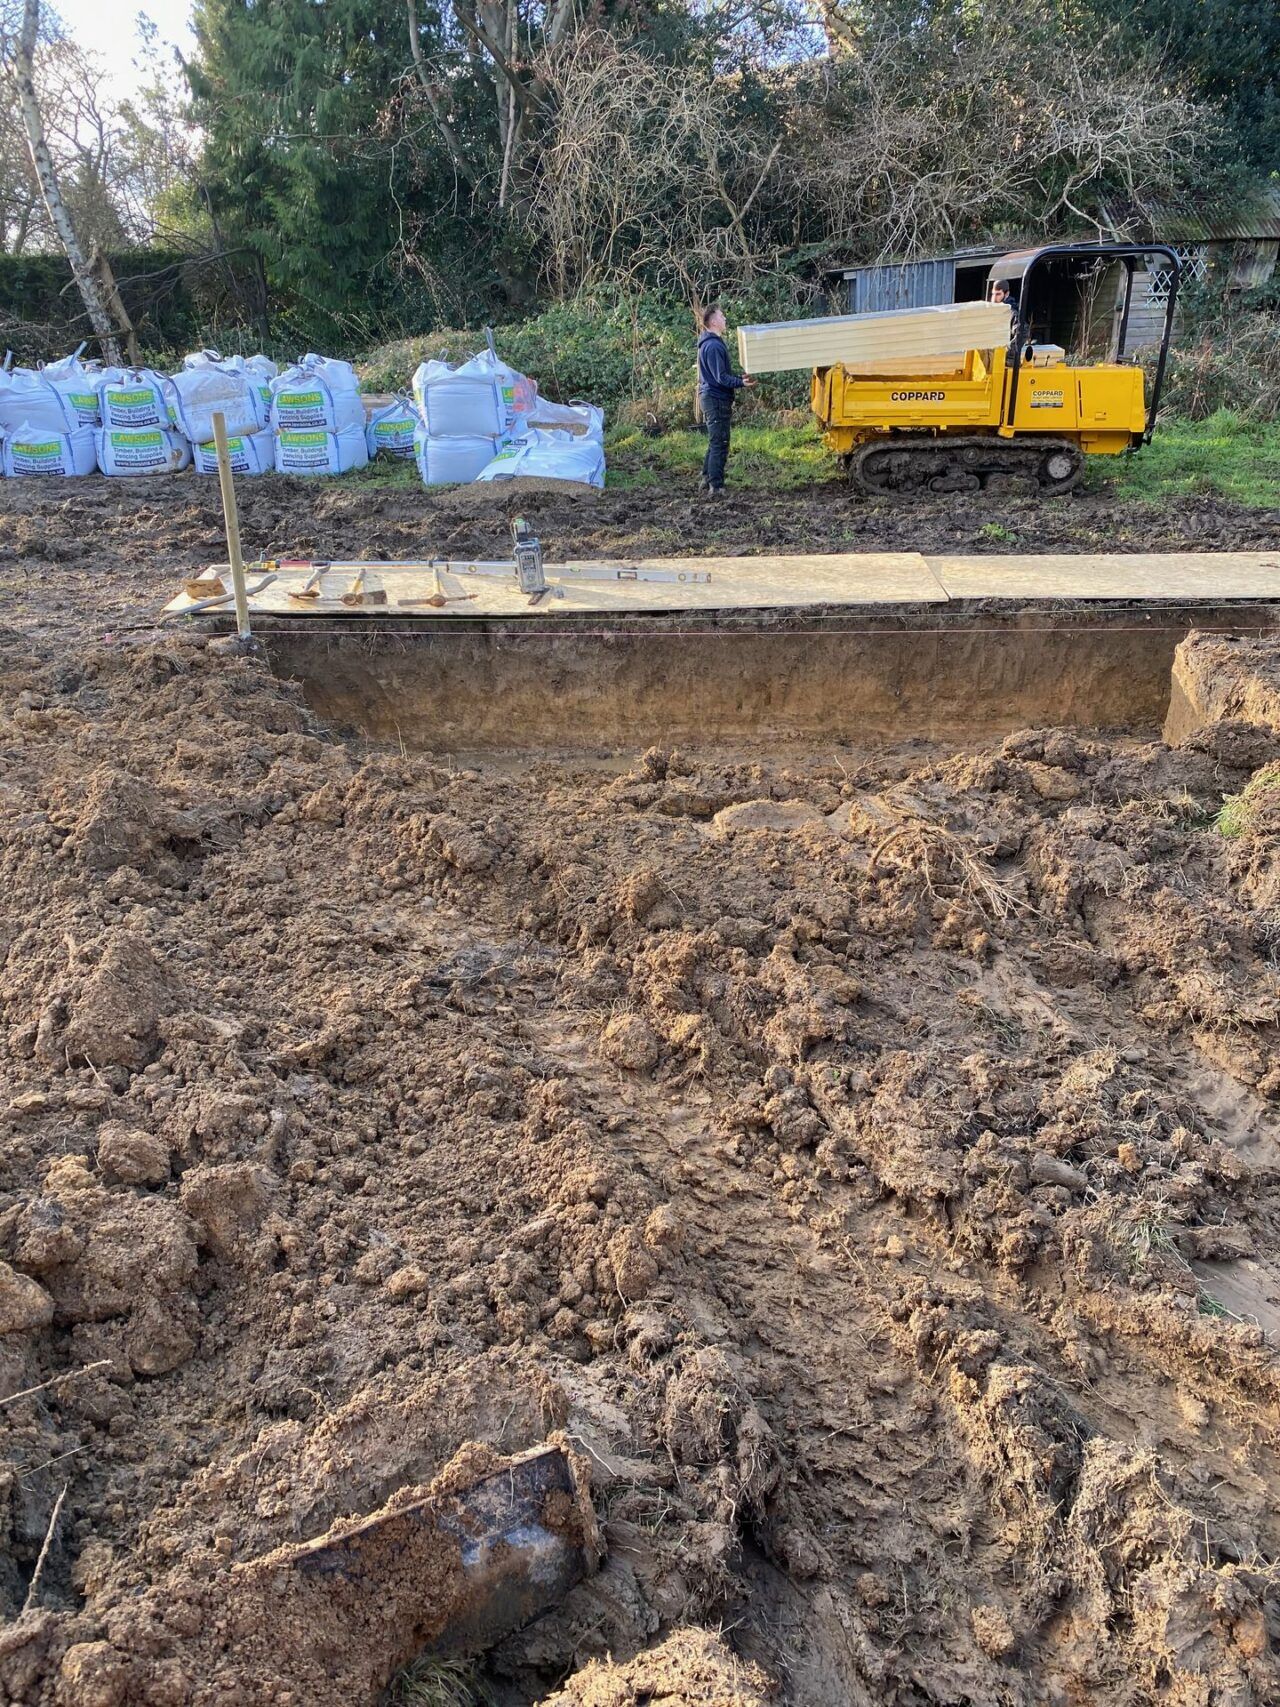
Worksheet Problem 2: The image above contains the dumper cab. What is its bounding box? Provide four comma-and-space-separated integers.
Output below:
811, 241, 1180, 495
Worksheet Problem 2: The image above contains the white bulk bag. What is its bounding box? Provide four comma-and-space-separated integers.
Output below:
411, 358, 454, 419
453, 350, 537, 431
414, 427, 507, 486
0, 361, 101, 435
3, 422, 97, 477
417, 350, 536, 439
270, 354, 364, 435
527, 397, 604, 440
275, 425, 368, 476
41, 349, 103, 428
244, 355, 277, 427
95, 426, 191, 476
170, 361, 260, 445
0, 369, 72, 435
364, 399, 418, 460
183, 351, 278, 428
475, 427, 605, 488
97, 368, 179, 430
192, 430, 276, 476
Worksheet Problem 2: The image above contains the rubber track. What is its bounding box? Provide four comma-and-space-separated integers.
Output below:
849, 434, 1084, 499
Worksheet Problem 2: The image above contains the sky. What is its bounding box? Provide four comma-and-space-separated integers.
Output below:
52, 0, 197, 97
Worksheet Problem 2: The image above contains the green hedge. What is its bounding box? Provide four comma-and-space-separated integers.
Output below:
0, 249, 204, 360
357, 285, 819, 426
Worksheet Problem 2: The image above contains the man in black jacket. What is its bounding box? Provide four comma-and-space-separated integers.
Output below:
697, 304, 755, 494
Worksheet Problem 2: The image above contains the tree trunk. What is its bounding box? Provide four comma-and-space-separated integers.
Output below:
11, 0, 128, 363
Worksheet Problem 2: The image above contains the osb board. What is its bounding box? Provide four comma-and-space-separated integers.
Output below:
162, 553, 946, 619
929, 552, 1280, 601
737, 302, 1012, 375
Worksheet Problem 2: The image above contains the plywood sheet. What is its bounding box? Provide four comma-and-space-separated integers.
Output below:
162, 553, 946, 620
928, 552, 1280, 601
738, 302, 1012, 375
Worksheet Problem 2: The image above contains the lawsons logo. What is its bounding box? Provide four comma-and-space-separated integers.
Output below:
280, 391, 324, 409
890, 390, 946, 402
280, 431, 327, 447
110, 431, 162, 446
107, 389, 157, 407
15, 440, 59, 457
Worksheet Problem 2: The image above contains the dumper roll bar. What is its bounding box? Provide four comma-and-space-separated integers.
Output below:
992, 242, 1181, 444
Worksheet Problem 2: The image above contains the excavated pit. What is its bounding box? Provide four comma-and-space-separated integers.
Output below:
243, 599, 1280, 748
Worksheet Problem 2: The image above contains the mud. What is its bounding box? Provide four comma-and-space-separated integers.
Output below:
1, 479, 1280, 1705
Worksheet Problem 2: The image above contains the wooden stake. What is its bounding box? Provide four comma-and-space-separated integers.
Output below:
211, 412, 251, 639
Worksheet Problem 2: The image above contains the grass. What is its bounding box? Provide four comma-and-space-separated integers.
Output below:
606, 409, 1280, 501
605, 416, 832, 491
346, 456, 421, 491
334, 400, 1280, 506
332, 416, 834, 493
1098, 410, 1280, 508
388, 1656, 493, 1707
1217, 764, 1280, 839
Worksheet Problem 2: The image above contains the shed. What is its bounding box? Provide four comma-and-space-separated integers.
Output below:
825, 182, 1280, 354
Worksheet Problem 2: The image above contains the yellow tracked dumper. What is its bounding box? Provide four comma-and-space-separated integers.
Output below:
809, 242, 1180, 496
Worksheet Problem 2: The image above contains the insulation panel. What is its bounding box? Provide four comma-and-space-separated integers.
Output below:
738, 302, 1013, 374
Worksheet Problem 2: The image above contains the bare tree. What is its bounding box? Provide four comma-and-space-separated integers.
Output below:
404, 0, 579, 211
0, 0, 134, 360
768, 16, 1217, 264
0, 86, 42, 252
521, 32, 783, 298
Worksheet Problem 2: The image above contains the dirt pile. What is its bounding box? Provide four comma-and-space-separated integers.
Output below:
540, 1627, 774, 1705
0, 488, 1279, 1703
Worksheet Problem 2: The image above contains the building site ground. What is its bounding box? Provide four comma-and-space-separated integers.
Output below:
0, 467, 1279, 1706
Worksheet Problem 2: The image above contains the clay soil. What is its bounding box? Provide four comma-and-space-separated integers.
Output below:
1, 472, 1280, 1707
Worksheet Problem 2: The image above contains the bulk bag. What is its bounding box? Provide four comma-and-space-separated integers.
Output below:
270, 354, 364, 435
183, 351, 277, 428
40, 349, 103, 428
275, 426, 368, 476
453, 350, 537, 431
3, 422, 97, 478
365, 399, 418, 460
0, 369, 73, 436
411, 358, 454, 419
192, 431, 276, 476
0, 363, 100, 435
95, 426, 191, 476
42, 350, 103, 426
416, 349, 534, 439
414, 427, 507, 486
475, 427, 605, 488
244, 355, 277, 427
97, 368, 179, 430
170, 359, 260, 444
528, 398, 604, 440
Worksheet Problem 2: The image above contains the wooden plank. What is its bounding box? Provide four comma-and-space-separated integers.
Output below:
738, 302, 1012, 375
162, 553, 946, 619
928, 552, 1280, 601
